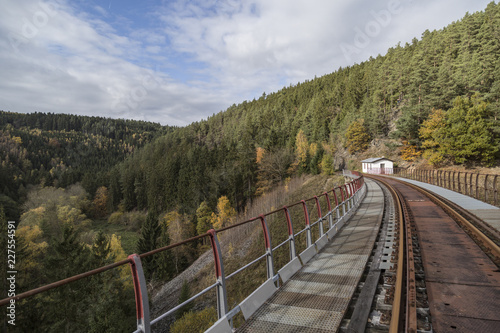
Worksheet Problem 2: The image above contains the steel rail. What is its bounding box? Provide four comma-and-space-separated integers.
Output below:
382, 180, 405, 333
399, 187, 418, 332
369, 173, 500, 333
398, 180, 500, 262
366, 175, 414, 333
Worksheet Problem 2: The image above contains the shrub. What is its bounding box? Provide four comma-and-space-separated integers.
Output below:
108, 211, 124, 225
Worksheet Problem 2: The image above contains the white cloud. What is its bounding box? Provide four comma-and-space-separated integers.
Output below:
0, 0, 232, 125
0, 0, 495, 126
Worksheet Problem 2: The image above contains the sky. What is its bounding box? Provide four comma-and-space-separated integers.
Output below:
0, 0, 495, 126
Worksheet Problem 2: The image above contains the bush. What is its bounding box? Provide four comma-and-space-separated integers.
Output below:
108, 211, 145, 232
108, 211, 124, 225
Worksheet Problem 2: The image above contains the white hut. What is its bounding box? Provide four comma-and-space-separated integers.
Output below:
361, 157, 394, 174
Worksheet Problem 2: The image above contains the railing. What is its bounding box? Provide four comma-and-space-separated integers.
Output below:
388, 168, 499, 207
362, 167, 394, 175
0, 173, 366, 333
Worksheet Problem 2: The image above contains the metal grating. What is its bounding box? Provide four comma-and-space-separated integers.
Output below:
237, 180, 384, 332
238, 318, 333, 333
255, 304, 344, 330
282, 280, 354, 299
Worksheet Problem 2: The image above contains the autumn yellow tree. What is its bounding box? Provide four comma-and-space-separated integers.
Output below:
92, 186, 109, 218
108, 234, 132, 288
400, 140, 422, 162
19, 206, 46, 227
210, 196, 237, 229
419, 108, 447, 166
256, 146, 265, 164
16, 225, 48, 287
295, 129, 309, 171
345, 119, 371, 154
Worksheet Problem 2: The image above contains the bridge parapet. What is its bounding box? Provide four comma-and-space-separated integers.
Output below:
380, 168, 499, 207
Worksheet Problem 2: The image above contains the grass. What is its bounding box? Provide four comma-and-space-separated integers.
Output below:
89, 219, 140, 255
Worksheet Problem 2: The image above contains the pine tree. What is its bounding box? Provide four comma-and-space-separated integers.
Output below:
443, 94, 498, 165
419, 95, 499, 166
196, 201, 213, 236
86, 232, 135, 332
176, 280, 194, 320
320, 153, 335, 175
42, 225, 92, 332
136, 211, 161, 278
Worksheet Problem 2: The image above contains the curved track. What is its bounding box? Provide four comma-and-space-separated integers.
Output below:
369, 175, 500, 333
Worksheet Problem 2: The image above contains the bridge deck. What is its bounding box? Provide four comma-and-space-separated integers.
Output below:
237, 179, 384, 332
393, 177, 500, 232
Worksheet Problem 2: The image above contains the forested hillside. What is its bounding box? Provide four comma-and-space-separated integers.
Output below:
0, 111, 170, 219
112, 2, 500, 218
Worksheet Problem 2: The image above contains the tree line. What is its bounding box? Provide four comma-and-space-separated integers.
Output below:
0, 111, 172, 220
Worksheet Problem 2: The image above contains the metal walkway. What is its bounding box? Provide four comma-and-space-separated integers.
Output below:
393, 177, 500, 232
237, 179, 384, 332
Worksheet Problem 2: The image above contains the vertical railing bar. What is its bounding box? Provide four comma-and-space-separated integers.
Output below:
348, 183, 353, 208
344, 183, 351, 212
128, 254, 151, 333
314, 196, 324, 237
349, 183, 354, 209
475, 173, 479, 199
258, 215, 275, 280
468, 172, 471, 196
324, 192, 333, 229
468, 172, 472, 196
208, 229, 229, 319
484, 174, 489, 204
300, 200, 312, 247
283, 206, 296, 260
332, 187, 340, 221
339, 186, 346, 217
344, 185, 351, 212
494, 175, 498, 207
462, 172, 466, 195
453, 171, 456, 191
344, 184, 350, 212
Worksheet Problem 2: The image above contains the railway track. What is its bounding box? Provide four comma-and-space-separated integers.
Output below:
365, 175, 500, 333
